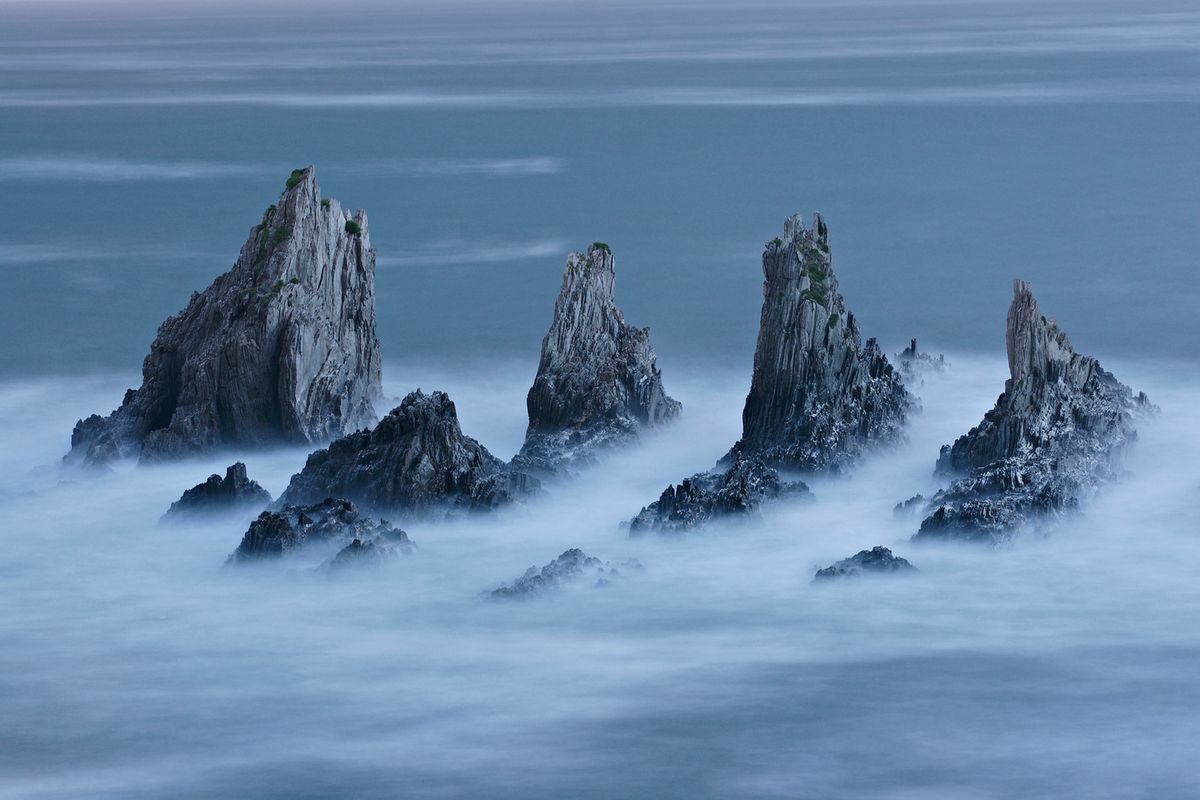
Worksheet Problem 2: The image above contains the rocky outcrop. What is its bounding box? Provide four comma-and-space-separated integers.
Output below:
227, 497, 413, 563
913, 280, 1152, 545
813, 546, 916, 580
896, 338, 948, 385
66, 166, 382, 466
627, 454, 810, 535
516, 243, 680, 474
727, 213, 910, 472
161, 462, 272, 521
490, 548, 640, 599
278, 390, 540, 518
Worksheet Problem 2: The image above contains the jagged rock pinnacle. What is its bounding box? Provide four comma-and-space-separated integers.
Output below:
277, 389, 540, 519
517, 243, 680, 473
66, 166, 383, 466
728, 212, 910, 472
915, 279, 1153, 544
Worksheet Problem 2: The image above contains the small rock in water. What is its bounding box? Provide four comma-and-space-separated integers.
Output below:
813, 546, 916, 581
895, 338, 948, 386
490, 548, 640, 599
161, 462, 272, 522
628, 454, 810, 535
892, 493, 925, 518
227, 497, 413, 564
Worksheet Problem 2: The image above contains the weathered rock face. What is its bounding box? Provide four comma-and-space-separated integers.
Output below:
278, 390, 540, 518
66, 166, 382, 466
161, 462, 272, 521
727, 213, 910, 472
914, 280, 1152, 545
490, 548, 640, 599
627, 454, 810, 536
813, 546, 916, 581
517, 244, 680, 473
227, 497, 413, 563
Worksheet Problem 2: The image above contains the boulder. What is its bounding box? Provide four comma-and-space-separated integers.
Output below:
813, 546, 916, 580
227, 497, 412, 563
490, 548, 640, 598
161, 462, 272, 521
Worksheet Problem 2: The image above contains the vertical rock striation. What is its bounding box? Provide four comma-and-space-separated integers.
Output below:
728, 213, 910, 472
66, 166, 382, 466
277, 390, 540, 518
914, 280, 1152, 544
517, 243, 680, 473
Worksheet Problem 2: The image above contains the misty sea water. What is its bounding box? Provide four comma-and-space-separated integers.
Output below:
1, 1, 1199, 798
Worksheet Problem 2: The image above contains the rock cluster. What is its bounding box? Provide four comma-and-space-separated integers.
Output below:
227, 497, 413, 564
914, 280, 1152, 545
727, 213, 911, 472
628, 454, 809, 535
813, 546, 916, 580
161, 462, 272, 521
516, 243, 680, 474
490, 548, 639, 598
66, 166, 382, 466
895, 338, 948, 386
278, 390, 539, 518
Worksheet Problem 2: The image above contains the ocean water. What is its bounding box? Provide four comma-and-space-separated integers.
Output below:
2, 1, 1200, 798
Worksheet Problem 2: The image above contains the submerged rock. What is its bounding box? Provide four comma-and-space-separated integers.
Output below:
490, 548, 640, 598
66, 166, 382, 466
914, 280, 1153, 545
516, 243, 680, 474
278, 390, 540, 518
813, 546, 916, 580
893, 493, 925, 518
227, 497, 412, 563
628, 454, 810, 535
161, 462, 272, 521
726, 213, 911, 472
320, 537, 398, 575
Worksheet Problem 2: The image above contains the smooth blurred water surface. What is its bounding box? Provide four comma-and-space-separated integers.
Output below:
1, 0, 1199, 376
2, 2, 1199, 798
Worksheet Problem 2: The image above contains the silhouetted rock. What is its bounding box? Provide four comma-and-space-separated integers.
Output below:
161, 462, 272, 521
628, 454, 810, 535
278, 390, 540, 518
896, 338, 948, 386
66, 166, 382, 466
914, 280, 1153, 545
490, 548, 640, 598
727, 213, 911, 472
516, 243, 680, 474
320, 537, 399, 575
814, 546, 916, 580
893, 493, 925, 518
227, 497, 412, 563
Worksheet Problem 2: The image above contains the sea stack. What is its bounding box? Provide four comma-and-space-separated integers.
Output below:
516, 243, 680, 473
65, 166, 383, 466
914, 280, 1152, 544
278, 390, 540, 518
727, 213, 910, 471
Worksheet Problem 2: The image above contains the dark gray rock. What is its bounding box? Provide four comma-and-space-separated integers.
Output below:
913, 280, 1153, 545
516, 243, 680, 474
321, 537, 399, 575
161, 462, 272, 521
893, 493, 925, 518
628, 454, 810, 535
813, 546, 916, 580
66, 166, 382, 466
896, 338, 948, 387
278, 389, 540, 518
227, 497, 412, 563
727, 213, 911, 472
490, 548, 640, 598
